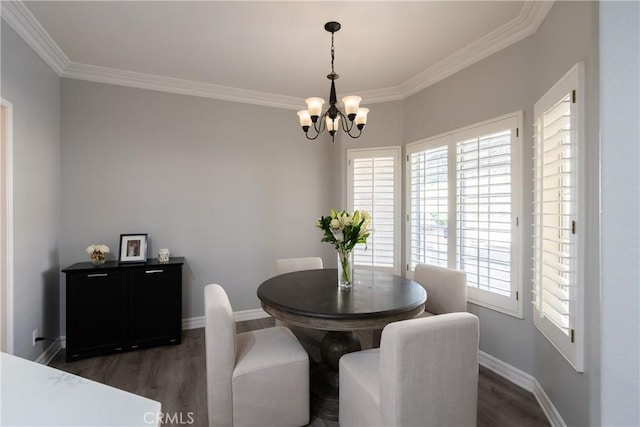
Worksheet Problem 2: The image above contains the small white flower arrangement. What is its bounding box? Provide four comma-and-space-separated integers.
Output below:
86, 244, 110, 265
86, 244, 110, 255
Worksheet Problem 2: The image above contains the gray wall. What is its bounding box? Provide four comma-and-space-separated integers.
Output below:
59, 79, 334, 332
400, 2, 600, 425
600, 1, 640, 425
1, 21, 61, 360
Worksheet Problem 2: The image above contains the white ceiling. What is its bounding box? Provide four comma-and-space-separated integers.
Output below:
8, 1, 552, 108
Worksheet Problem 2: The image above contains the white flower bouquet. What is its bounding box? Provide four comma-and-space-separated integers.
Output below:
86, 244, 110, 255
86, 244, 110, 265
316, 209, 371, 288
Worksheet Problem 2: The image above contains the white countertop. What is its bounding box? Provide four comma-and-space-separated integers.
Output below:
0, 352, 161, 426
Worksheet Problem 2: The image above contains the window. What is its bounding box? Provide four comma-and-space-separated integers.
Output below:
406, 113, 522, 317
409, 137, 451, 269
532, 63, 584, 371
347, 147, 401, 275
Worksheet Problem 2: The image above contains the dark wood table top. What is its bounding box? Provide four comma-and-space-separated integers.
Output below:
257, 268, 427, 331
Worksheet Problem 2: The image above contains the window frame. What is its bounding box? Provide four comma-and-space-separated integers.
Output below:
405, 112, 523, 318
532, 63, 585, 372
347, 146, 402, 275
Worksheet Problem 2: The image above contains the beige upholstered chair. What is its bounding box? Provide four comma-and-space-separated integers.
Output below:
204, 284, 309, 427
275, 257, 323, 274
414, 263, 468, 315
339, 313, 480, 427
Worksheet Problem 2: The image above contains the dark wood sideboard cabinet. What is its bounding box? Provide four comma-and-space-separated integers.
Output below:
62, 258, 184, 361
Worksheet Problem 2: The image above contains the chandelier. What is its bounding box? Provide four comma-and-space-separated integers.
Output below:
297, 22, 369, 141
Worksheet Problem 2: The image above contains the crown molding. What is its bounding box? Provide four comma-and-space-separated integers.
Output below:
2, 0, 553, 109
63, 62, 304, 110
356, 86, 406, 105
0, 0, 69, 75
363, 0, 555, 101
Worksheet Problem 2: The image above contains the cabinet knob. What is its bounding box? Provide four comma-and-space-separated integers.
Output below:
87, 273, 108, 278
145, 269, 164, 274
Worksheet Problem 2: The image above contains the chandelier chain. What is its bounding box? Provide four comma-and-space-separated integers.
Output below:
331, 32, 335, 74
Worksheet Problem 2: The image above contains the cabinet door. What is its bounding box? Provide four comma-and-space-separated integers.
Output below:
128, 266, 181, 347
66, 271, 127, 359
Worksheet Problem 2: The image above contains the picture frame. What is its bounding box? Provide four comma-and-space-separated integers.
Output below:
118, 233, 148, 263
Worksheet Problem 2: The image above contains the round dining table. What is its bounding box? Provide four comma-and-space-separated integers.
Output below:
257, 268, 427, 420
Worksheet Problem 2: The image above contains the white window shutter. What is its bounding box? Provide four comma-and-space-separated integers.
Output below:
456, 129, 512, 297
347, 147, 401, 274
409, 143, 449, 269
533, 93, 575, 333
532, 63, 584, 372
406, 113, 522, 317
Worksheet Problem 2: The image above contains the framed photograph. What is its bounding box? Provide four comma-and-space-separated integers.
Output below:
119, 234, 148, 263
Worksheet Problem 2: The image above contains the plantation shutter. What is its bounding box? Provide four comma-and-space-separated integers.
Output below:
532, 63, 583, 371
456, 128, 512, 297
533, 92, 576, 335
409, 143, 449, 269
406, 113, 521, 316
348, 148, 400, 273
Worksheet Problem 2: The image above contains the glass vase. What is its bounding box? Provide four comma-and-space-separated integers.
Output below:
337, 250, 354, 291
91, 253, 105, 266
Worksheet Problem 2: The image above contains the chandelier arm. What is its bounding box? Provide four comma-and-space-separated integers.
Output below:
304, 130, 322, 141
306, 114, 329, 140
345, 127, 364, 139
338, 110, 355, 133
316, 112, 328, 133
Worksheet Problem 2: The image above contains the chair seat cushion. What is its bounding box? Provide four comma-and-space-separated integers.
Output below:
234, 326, 308, 376
339, 348, 383, 427
232, 327, 309, 427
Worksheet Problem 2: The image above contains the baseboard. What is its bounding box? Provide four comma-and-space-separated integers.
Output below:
532, 379, 567, 427
182, 316, 205, 330
479, 350, 566, 427
479, 350, 535, 391
35, 339, 63, 365
182, 308, 270, 330
234, 308, 270, 322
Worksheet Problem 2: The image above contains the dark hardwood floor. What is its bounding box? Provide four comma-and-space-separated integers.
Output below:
50, 319, 550, 427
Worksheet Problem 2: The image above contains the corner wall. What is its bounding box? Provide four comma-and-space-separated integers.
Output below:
400, 2, 599, 425
0, 21, 61, 360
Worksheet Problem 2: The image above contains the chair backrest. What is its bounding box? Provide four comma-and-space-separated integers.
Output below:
379, 313, 479, 427
276, 257, 323, 274
204, 284, 237, 427
414, 263, 467, 314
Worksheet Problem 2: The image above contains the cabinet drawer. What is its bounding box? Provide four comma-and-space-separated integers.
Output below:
129, 266, 182, 347
66, 271, 127, 359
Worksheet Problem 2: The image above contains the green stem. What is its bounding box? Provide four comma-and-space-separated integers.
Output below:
339, 251, 352, 283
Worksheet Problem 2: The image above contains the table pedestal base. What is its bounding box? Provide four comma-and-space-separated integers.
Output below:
311, 331, 361, 421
